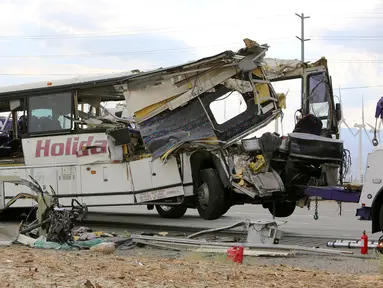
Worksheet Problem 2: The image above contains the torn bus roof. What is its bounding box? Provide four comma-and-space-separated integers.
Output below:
262, 57, 328, 81
135, 39, 281, 161
124, 40, 270, 120
0, 44, 256, 98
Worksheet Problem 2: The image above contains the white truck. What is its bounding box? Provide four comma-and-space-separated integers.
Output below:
0, 38, 345, 220
355, 96, 383, 234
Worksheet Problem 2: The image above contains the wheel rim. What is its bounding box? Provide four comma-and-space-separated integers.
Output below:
160, 205, 172, 211
197, 182, 209, 209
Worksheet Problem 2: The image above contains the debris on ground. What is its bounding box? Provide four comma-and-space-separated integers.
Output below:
89, 242, 116, 254
2, 177, 382, 287
0, 176, 131, 253
0, 245, 381, 288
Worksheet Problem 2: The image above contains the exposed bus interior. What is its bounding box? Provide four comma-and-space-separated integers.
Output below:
0, 82, 142, 165
0, 99, 26, 165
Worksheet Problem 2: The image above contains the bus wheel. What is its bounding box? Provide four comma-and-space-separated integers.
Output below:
221, 205, 231, 216
196, 168, 225, 220
379, 203, 383, 232
155, 205, 187, 219
267, 201, 296, 218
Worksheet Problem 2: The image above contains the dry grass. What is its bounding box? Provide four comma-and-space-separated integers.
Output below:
0, 245, 382, 288
378, 253, 383, 275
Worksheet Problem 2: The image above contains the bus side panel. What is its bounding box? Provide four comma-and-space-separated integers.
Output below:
1, 167, 34, 208
80, 163, 134, 208
32, 167, 58, 196
129, 158, 153, 191
130, 157, 185, 203
181, 153, 194, 196
151, 157, 182, 188
0, 165, 83, 209
56, 165, 81, 206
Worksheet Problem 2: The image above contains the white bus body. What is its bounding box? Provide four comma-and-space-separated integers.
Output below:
0, 39, 342, 220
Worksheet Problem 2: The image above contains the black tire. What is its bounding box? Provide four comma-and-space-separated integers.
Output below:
379, 204, 383, 232
196, 168, 226, 220
221, 205, 231, 216
155, 205, 187, 219
267, 201, 296, 218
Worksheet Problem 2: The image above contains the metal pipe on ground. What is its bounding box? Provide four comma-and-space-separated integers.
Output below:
327, 241, 380, 249
187, 221, 250, 239
333, 239, 381, 245
134, 238, 293, 256
131, 234, 356, 256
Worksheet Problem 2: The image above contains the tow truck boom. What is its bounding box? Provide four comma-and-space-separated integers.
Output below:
372, 97, 383, 146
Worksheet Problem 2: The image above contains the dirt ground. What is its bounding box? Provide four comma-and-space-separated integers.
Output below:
0, 245, 382, 288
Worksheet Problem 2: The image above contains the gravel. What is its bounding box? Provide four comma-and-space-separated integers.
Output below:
116, 245, 382, 275
0, 245, 382, 288
83, 223, 383, 275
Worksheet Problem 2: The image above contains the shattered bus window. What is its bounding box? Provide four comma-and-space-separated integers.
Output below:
209, 91, 247, 124
308, 73, 330, 126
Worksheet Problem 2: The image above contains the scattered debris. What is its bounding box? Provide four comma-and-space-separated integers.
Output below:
0, 176, 130, 253
89, 242, 116, 254
195, 247, 293, 257
130, 234, 360, 257
3, 174, 378, 285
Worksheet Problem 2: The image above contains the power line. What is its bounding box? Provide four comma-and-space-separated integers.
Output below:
0, 35, 381, 59
0, 52, 380, 64
0, 15, 292, 40
337, 84, 383, 91
0, 38, 291, 58
0, 12, 380, 40
312, 36, 383, 40
0, 73, 85, 76
307, 59, 383, 63
0, 71, 381, 94
0, 45, 240, 58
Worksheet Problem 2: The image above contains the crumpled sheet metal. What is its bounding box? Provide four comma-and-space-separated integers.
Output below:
160, 137, 222, 162
138, 97, 217, 161
126, 37, 268, 121
231, 149, 284, 197
262, 57, 328, 80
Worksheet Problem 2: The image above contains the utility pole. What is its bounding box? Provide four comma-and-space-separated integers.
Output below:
295, 13, 310, 115
295, 13, 310, 62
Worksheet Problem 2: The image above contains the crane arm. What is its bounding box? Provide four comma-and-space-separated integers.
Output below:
372, 97, 383, 146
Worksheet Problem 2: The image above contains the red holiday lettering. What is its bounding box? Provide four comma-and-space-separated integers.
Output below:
51, 143, 65, 156
36, 139, 50, 157
34, 136, 108, 158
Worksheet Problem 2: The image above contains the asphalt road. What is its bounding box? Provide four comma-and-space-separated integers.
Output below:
85, 201, 381, 241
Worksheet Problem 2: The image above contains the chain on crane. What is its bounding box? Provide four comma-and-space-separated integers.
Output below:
337, 200, 342, 216
272, 201, 276, 220
313, 197, 319, 220
372, 118, 379, 146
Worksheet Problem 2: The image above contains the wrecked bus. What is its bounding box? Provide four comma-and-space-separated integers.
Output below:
0, 38, 343, 220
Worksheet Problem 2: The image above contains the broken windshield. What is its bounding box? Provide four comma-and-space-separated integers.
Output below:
307, 73, 330, 128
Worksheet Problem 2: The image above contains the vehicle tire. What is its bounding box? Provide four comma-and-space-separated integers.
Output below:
155, 205, 187, 219
221, 205, 231, 216
196, 168, 226, 220
379, 204, 383, 232
267, 201, 296, 218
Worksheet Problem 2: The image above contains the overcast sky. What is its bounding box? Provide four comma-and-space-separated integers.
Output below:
0, 0, 382, 141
